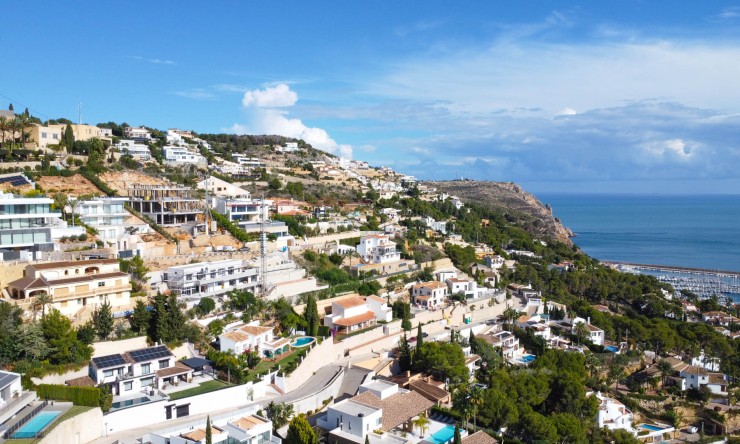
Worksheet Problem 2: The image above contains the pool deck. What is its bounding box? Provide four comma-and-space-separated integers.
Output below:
1, 401, 71, 439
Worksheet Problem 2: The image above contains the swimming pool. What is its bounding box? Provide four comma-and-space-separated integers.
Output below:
12, 411, 61, 439
605, 345, 619, 353
520, 355, 536, 363
291, 336, 315, 347
429, 425, 456, 444
638, 423, 665, 432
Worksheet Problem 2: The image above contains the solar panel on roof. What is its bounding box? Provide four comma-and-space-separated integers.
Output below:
91, 354, 126, 369
0, 371, 18, 388
128, 345, 172, 363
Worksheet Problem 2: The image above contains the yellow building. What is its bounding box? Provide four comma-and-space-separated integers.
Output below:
24, 124, 64, 149
6, 259, 131, 321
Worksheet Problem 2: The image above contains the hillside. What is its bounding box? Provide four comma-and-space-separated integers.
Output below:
430, 180, 575, 245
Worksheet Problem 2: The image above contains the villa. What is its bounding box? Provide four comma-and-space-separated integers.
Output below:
70, 196, 129, 241
571, 317, 605, 346
88, 345, 192, 396
411, 281, 448, 310
324, 296, 377, 334
163, 259, 259, 306
143, 408, 279, 444
6, 259, 131, 319
589, 391, 634, 434
219, 323, 291, 359
356, 234, 401, 264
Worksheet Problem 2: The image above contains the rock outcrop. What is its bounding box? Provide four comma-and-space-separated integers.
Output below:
430, 180, 575, 245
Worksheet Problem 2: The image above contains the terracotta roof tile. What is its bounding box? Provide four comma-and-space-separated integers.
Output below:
463, 431, 499, 444
333, 311, 376, 327
334, 297, 367, 309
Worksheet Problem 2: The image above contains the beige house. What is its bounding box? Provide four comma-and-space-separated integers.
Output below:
6, 259, 131, 320
24, 124, 63, 149
411, 281, 448, 309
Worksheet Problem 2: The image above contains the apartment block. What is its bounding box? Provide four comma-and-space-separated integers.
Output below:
71, 197, 129, 240
0, 192, 59, 258
163, 259, 259, 305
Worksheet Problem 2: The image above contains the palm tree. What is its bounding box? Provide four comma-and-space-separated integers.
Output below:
502, 306, 520, 328
657, 359, 673, 391
0, 116, 8, 148
52, 193, 69, 221
585, 353, 601, 379
469, 385, 484, 429
33, 292, 53, 319
574, 321, 589, 347
412, 412, 430, 438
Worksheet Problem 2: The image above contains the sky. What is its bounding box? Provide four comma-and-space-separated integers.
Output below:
3, 1, 740, 194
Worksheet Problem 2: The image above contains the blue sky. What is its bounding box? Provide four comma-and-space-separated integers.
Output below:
3, 1, 740, 194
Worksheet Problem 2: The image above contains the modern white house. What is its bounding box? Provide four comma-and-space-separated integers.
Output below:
219, 323, 291, 359
571, 317, 605, 346
163, 259, 259, 306
411, 281, 448, 310
117, 139, 151, 160
423, 216, 447, 234
324, 296, 377, 334
356, 234, 401, 264
123, 126, 152, 141
477, 330, 522, 361
214, 197, 271, 226
0, 371, 23, 409
198, 176, 252, 199
365, 295, 393, 322
146, 411, 277, 444
0, 192, 69, 259
318, 380, 433, 444
163, 146, 207, 167
71, 197, 129, 241
89, 345, 192, 395
590, 391, 635, 434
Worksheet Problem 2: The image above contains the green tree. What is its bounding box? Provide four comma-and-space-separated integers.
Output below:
92, 298, 114, 340
15, 322, 51, 362
398, 334, 412, 372
453, 424, 462, 444
303, 296, 320, 336
268, 177, 282, 190
286, 415, 317, 444
657, 359, 673, 391
416, 323, 424, 349
129, 299, 150, 335
63, 124, 75, 152
41, 308, 92, 364
265, 401, 294, 430
76, 321, 97, 345
198, 297, 216, 315
206, 415, 212, 444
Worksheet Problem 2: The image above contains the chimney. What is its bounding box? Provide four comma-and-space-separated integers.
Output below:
587, 317, 590, 325
406, 371, 411, 378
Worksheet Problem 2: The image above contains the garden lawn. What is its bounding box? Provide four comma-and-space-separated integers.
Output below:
168, 380, 231, 400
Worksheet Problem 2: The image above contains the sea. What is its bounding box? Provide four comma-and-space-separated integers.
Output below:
538, 193, 740, 303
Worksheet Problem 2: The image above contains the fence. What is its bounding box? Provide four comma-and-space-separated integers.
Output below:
2, 400, 48, 439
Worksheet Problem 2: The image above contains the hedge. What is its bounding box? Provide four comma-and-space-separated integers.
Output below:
37, 384, 100, 407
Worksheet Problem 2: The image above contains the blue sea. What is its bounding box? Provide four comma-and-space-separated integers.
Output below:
538, 194, 740, 302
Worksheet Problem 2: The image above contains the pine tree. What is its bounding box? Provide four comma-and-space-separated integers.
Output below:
130, 299, 151, 335
453, 424, 462, 444
8, 103, 13, 111
469, 329, 476, 353
149, 294, 170, 343
399, 334, 412, 372
304, 296, 320, 336
166, 294, 186, 342
63, 124, 74, 151
416, 323, 424, 349
205, 415, 212, 444
286, 415, 317, 444
92, 298, 114, 340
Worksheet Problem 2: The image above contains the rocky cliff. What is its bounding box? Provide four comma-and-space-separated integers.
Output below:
430, 180, 575, 245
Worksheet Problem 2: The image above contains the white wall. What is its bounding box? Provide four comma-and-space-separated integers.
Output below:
38, 407, 103, 444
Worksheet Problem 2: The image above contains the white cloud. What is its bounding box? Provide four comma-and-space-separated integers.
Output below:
234, 84, 352, 158
126, 56, 176, 65
242, 84, 297, 108
556, 107, 577, 116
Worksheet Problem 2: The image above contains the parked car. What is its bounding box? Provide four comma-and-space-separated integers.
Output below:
686, 426, 698, 434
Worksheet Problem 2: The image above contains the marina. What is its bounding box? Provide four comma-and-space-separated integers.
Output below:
607, 261, 740, 303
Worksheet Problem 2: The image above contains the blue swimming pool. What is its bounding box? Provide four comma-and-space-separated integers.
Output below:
429, 425, 456, 444
605, 345, 619, 353
520, 355, 536, 363
639, 423, 665, 432
291, 336, 315, 347
12, 411, 61, 438
111, 396, 151, 410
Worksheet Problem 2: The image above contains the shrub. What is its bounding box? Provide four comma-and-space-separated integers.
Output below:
37, 384, 101, 407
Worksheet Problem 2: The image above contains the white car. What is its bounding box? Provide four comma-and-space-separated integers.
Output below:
686, 426, 698, 434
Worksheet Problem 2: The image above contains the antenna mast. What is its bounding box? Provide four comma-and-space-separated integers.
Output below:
260, 194, 267, 296
77, 102, 82, 124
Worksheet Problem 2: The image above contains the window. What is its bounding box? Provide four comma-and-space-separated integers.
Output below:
123, 381, 133, 391
98, 281, 105, 287
158, 359, 169, 369
141, 363, 151, 374
140, 376, 154, 387
103, 369, 114, 377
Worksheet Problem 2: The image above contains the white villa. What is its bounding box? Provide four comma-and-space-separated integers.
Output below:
89, 345, 193, 396
163, 146, 206, 167
411, 281, 448, 310
219, 323, 291, 359
71, 197, 129, 241
590, 391, 635, 434
356, 234, 401, 264
324, 296, 377, 334
571, 317, 605, 346
117, 139, 151, 160
163, 259, 259, 306
143, 407, 279, 444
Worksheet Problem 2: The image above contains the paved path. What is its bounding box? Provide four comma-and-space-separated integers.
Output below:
88, 365, 346, 444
